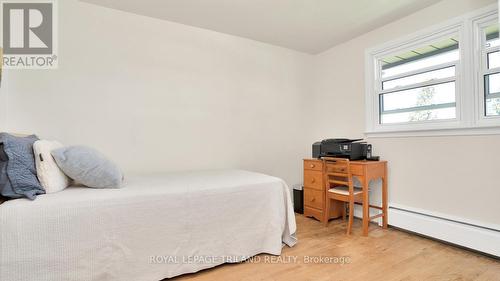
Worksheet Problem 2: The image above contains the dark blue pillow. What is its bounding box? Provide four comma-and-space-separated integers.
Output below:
0, 133, 45, 200
0, 142, 9, 202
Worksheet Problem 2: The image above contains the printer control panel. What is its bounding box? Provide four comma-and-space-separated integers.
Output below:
341, 144, 351, 152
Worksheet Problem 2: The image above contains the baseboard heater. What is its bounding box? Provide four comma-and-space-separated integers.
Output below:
388, 205, 500, 257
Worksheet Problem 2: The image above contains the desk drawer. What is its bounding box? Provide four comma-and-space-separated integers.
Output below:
326, 163, 348, 174
304, 170, 323, 190
304, 160, 322, 171
325, 163, 364, 176
304, 188, 324, 210
350, 165, 363, 176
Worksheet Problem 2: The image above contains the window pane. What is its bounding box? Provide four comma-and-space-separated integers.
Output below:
485, 73, 500, 117
382, 66, 455, 90
485, 73, 500, 94
381, 108, 456, 124
484, 24, 500, 117
486, 98, 500, 116
488, 51, 500, 69
381, 82, 455, 111
380, 37, 459, 79
380, 82, 456, 124
382, 50, 459, 78
485, 23, 499, 49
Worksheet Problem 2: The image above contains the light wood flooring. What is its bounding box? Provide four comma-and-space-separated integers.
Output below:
173, 214, 500, 281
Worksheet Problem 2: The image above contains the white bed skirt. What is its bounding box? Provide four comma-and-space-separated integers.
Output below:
0, 170, 297, 281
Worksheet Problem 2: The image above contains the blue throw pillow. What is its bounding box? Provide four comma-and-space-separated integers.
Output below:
51, 146, 123, 189
0, 133, 45, 200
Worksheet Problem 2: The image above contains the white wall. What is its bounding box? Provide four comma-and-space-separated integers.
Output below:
312, 0, 500, 226
0, 0, 312, 185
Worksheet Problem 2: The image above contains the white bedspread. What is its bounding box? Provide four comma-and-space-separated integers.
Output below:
0, 170, 296, 281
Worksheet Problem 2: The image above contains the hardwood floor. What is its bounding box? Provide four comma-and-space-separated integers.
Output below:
173, 214, 500, 281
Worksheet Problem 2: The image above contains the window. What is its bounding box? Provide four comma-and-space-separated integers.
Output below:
480, 22, 500, 117
365, 4, 500, 136
378, 37, 459, 124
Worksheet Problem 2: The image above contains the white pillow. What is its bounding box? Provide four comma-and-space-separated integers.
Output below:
33, 140, 71, 193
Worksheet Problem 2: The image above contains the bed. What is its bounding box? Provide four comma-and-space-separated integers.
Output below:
0, 169, 297, 281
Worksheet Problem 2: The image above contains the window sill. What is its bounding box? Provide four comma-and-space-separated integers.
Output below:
365, 125, 500, 138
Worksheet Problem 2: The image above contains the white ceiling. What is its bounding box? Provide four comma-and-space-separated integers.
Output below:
81, 0, 443, 54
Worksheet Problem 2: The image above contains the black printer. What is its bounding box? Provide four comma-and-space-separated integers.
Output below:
312, 138, 371, 160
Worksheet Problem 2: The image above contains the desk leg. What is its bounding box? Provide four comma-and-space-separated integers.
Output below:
362, 178, 369, 236
382, 163, 388, 229
324, 196, 330, 226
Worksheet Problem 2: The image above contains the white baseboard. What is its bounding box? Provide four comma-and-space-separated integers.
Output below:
389, 205, 500, 257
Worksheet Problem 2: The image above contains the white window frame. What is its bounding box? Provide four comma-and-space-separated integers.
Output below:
473, 11, 500, 127
365, 4, 500, 137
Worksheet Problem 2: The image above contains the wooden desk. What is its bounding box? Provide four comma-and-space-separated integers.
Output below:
303, 159, 388, 236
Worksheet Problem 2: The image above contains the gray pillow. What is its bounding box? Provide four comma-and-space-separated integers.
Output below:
0, 133, 45, 200
51, 146, 123, 189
